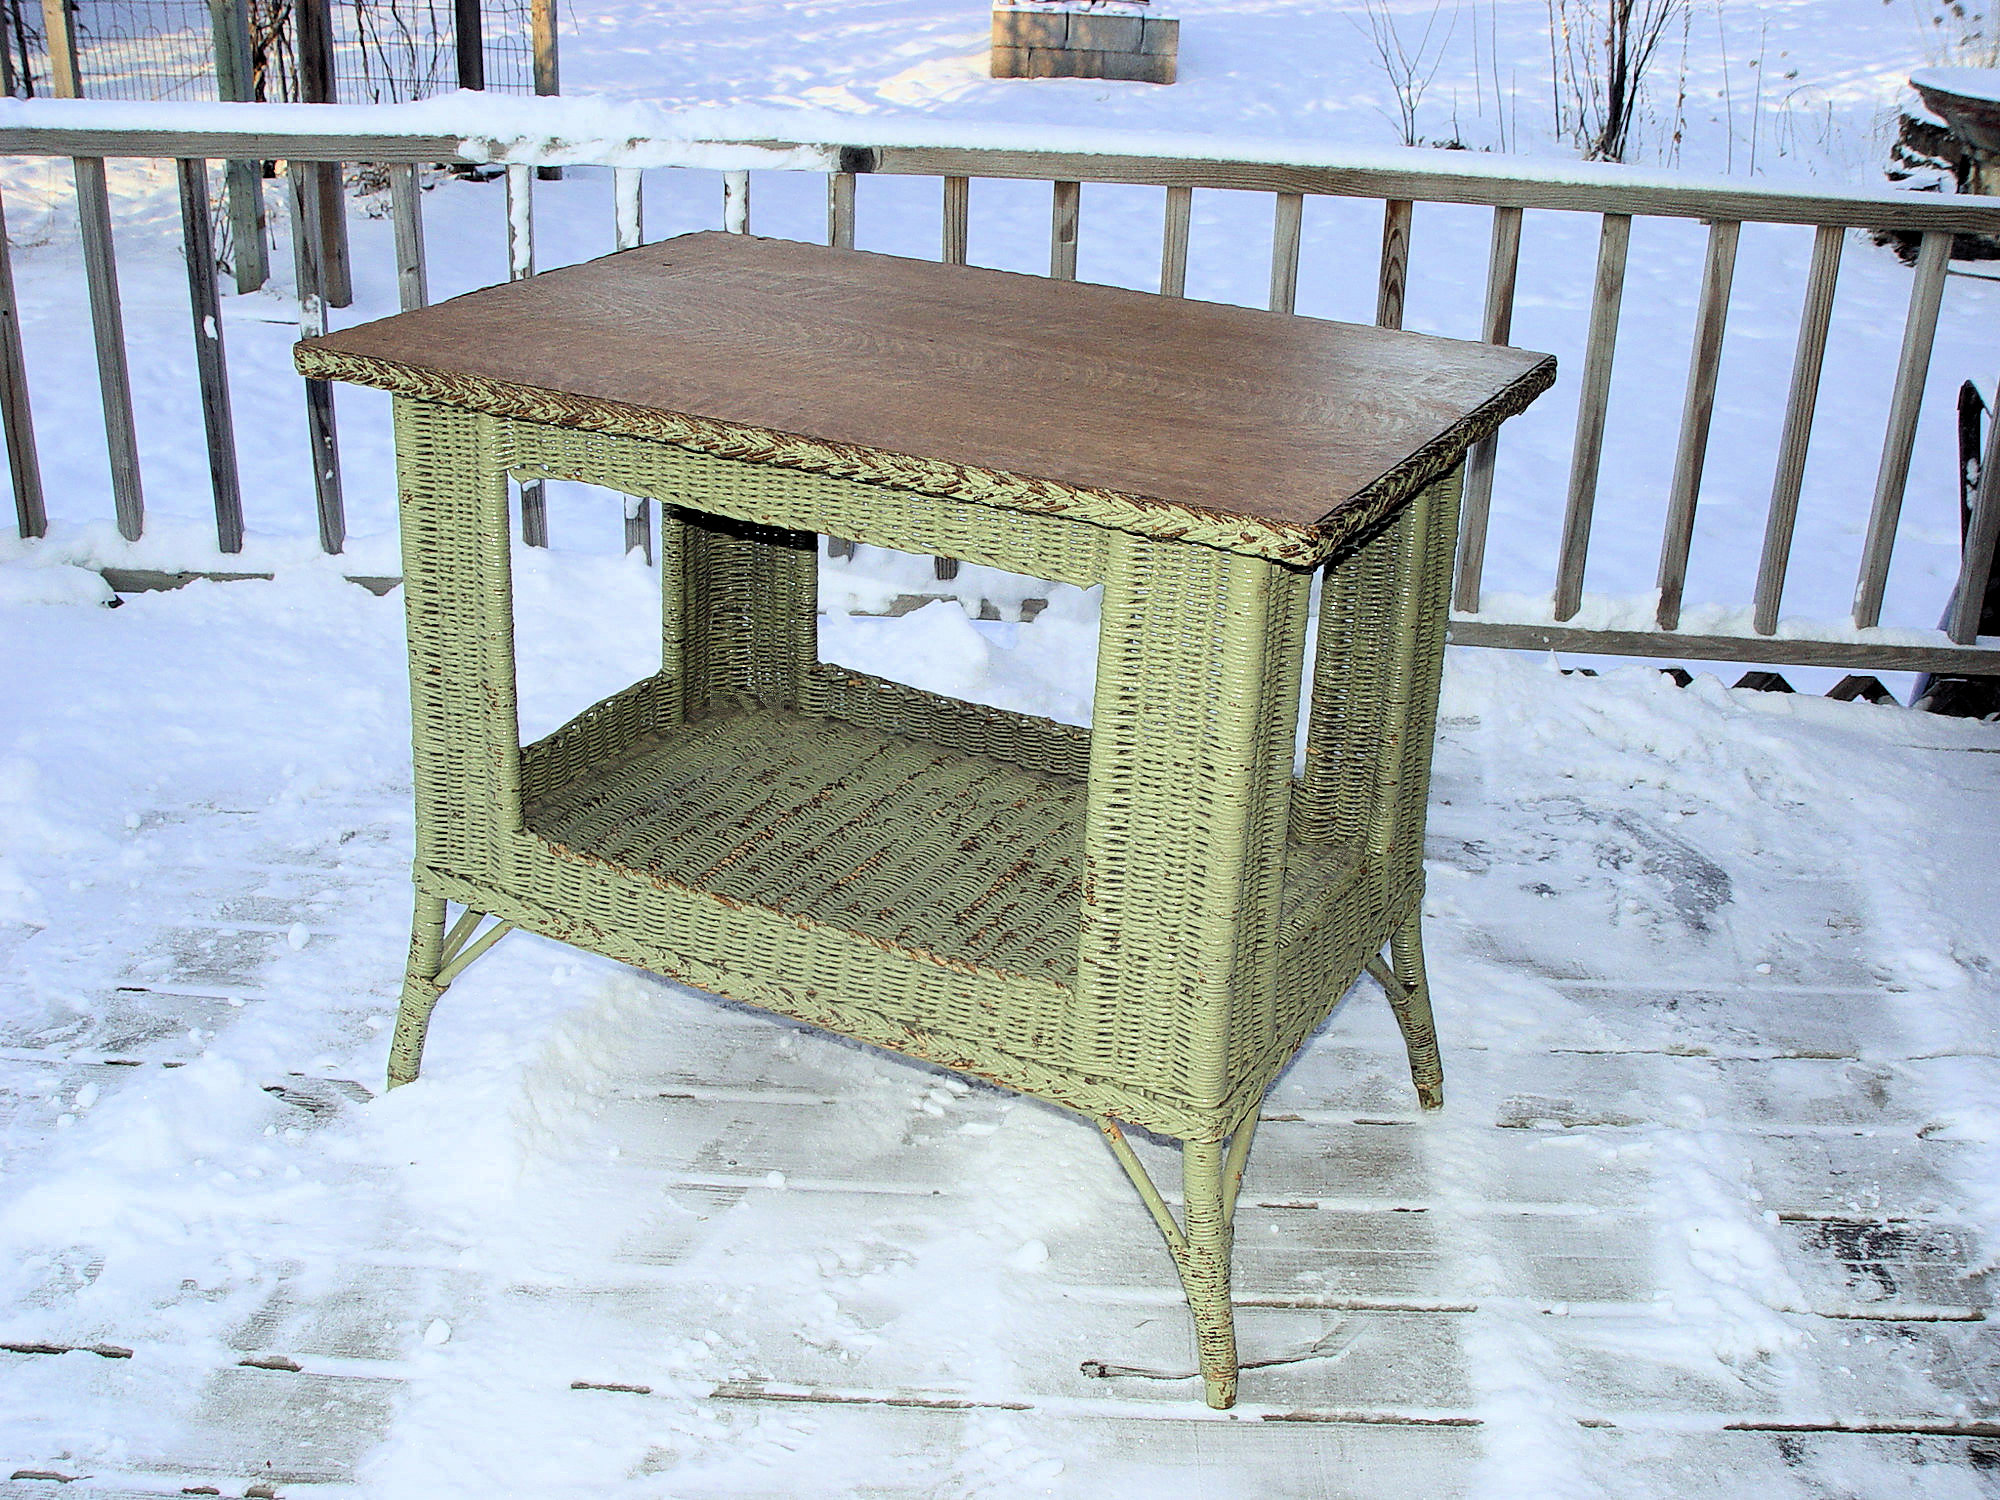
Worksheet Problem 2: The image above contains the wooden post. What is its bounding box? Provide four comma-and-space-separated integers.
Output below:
454, 0, 484, 90
178, 160, 244, 553
1452, 204, 1522, 614
1268, 192, 1302, 315
290, 165, 344, 554
1051, 180, 1079, 280
1375, 199, 1412, 330
1853, 229, 1950, 629
827, 170, 855, 249
388, 162, 428, 311
39, 0, 77, 97
942, 175, 968, 265
75, 163, 145, 541
507, 162, 547, 547
614, 167, 644, 249
1553, 212, 1632, 622
294, 0, 350, 308
532, 0, 560, 180
1753, 224, 1843, 635
208, 0, 266, 292
1160, 184, 1190, 298
0, 186, 44, 538
0, 0, 16, 98
1654, 218, 1741, 630
1948, 385, 2000, 645
611, 168, 647, 559
40, 0, 144, 538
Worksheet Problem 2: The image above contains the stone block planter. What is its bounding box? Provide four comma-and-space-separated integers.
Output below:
992, 1, 1177, 85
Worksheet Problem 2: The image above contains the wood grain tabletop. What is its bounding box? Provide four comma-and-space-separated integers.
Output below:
299, 230, 1553, 539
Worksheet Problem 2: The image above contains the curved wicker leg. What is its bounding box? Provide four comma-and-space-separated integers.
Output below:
388, 893, 448, 1089
1385, 904, 1444, 1111
1181, 1139, 1239, 1409
1097, 1117, 1256, 1409
387, 897, 518, 1088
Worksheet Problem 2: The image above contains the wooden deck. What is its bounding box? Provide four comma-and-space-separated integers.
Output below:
2, 710, 1996, 1498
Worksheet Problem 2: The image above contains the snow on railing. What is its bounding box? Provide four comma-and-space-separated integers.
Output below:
0, 95, 1997, 677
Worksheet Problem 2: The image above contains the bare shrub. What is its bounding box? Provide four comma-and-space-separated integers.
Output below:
1901, 0, 2000, 67
1356, 0, 1461, 148
1547, 0, 1687, 162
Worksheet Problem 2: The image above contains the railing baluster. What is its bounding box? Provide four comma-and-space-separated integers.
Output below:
388, 162, 428, 311
1853, 228, 1951, 629
723, 170, 749, 233
1949, 388, 2000, 644
289, 162, 343, 555
827, 170, 856, 249
177, 159, 243, 555
614, 167, 644, 250
1553, 212, 1632, 622
75, 157, 144, 541
1753, 224, 1843, 635
222, 159, 268, 296
1268, 191, 1303, 315
505, 162, 547, 548
505, 162, 535, 279
1051, 179, 1079, 280
209, 0, 267, 292
294, 0, 350, 307
1375, 199, 1412, 329
623, 494, 653, 562
1160, 184, 1191, 298
614, 170, 649, 558
1654, 217, 1741, 630
933, 177, 963, 579
0, 184, 45, 540
942, 175, 969, 265
39, 0, 139, 537
1453, 204, 1522, 613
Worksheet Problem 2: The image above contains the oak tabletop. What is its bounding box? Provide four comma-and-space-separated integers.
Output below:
298, 230, 1553, 548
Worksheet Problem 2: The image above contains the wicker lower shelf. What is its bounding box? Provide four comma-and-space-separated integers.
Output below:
522, 705, 1356, 983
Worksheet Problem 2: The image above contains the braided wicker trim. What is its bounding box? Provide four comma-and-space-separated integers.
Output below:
297, 343, 1554, 566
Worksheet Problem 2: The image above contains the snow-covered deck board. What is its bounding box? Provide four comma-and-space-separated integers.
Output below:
1, 575, 1997, 1497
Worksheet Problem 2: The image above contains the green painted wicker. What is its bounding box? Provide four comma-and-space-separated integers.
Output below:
380, 394, 1469, 1410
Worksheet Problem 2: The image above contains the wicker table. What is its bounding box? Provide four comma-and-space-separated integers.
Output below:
298, 231, 1553, 1409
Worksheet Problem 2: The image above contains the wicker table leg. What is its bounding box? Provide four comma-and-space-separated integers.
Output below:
388, 894, 516, 1088
1387, 905, 1443, 1110
1080, 534, 1310, 1408
389, 892, 448, 1088
1180, 1138, 1241, 1409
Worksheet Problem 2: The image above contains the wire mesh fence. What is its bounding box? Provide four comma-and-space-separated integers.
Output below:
0, 0, 536, 102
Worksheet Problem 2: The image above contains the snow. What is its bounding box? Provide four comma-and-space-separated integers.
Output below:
3, 0, 1999, 1492
2, 564, 1996, 1494
1911, 67, 2000, 106
8, 91, 1998, 209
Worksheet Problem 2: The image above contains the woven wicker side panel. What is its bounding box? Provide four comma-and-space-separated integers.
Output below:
800, 662, 1092, 782
423, 859, 1219, 1139
520, 672, 679, 807
669, 507, 817, 715
1294, 466, 1460, 887
1273, 872, 1422, 1057
1075, 537, 1309, 1127
395, 399, 526, 879
502, 421, 1112, 588
1379, 469, 1459, 894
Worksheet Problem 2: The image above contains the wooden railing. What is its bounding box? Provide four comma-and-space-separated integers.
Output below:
1, 101, 1997, 676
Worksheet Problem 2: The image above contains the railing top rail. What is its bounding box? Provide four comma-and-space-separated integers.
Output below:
2, 98, 1999, 235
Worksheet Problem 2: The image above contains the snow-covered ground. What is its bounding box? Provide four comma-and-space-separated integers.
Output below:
2, 564, 1998, 1496
4, 0, 2000, 1494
